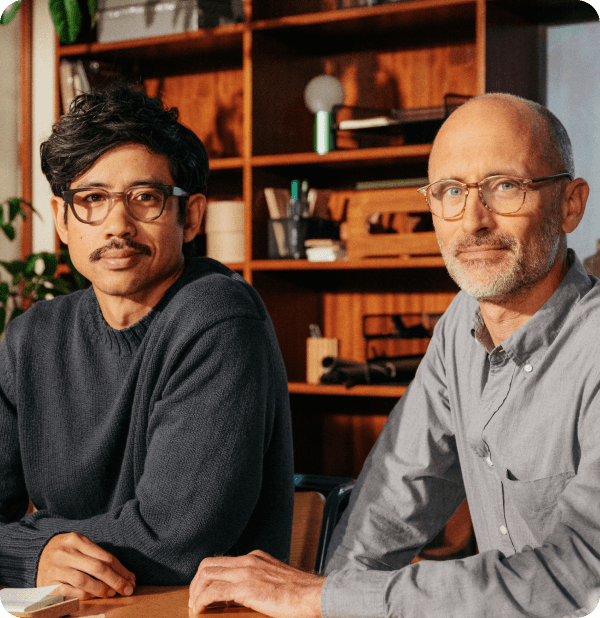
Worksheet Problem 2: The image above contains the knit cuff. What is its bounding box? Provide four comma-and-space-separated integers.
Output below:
0, 522, 59, 587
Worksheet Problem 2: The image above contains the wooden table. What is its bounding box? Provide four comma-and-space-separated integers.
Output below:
70, 586, 267, 618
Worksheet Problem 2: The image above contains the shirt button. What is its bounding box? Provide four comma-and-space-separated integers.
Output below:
500, 525, 508, 536
524, 364, 533, 372
486, 456, 494, 467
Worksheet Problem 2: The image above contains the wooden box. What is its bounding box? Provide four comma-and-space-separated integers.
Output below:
344, 188, 440, 260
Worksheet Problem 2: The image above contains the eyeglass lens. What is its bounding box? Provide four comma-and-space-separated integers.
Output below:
428, 176, 526, 219
71, 187, 166, 223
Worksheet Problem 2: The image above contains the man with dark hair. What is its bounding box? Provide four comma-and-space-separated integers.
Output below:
189, 93, 600, 618
0, 85, 294, 599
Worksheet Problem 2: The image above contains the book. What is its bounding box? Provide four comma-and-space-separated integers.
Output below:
264, 188, 289, 219
0, 586, 63, 614
338, 116, 401, 130
58, 59, 76, 114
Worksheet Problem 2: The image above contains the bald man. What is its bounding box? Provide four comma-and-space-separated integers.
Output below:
188, 94, 599, 618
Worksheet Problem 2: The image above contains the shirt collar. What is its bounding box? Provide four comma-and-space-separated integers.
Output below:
470, 249, 593, 365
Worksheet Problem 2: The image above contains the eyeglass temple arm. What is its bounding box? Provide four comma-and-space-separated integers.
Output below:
529, 172, 572, 183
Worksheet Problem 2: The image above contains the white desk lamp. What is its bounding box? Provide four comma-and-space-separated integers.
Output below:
303, 75, 345, 155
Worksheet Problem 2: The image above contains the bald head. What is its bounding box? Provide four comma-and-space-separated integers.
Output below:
430, 93, 574, 180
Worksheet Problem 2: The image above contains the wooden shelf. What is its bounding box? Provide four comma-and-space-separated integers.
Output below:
251, 145, 432, 168
57, 23, 244, 60
288, 382, 407, 398
251, 0, 476, 36
209, 157, 244, 171
251, 257, 445, 270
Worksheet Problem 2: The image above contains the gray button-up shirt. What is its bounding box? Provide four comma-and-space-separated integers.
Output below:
322, 252, 600, 618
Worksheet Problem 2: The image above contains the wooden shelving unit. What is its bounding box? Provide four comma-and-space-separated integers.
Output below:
53, 0, 596, 476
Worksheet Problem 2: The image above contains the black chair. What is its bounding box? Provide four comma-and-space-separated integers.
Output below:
293, 474, 355, 573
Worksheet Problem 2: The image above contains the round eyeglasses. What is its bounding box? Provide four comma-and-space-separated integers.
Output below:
61, 184, 190, 225
417, 173, 572, 220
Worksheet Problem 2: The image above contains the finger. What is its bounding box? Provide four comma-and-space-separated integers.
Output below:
61, 537, 135, 596
190, 581, 241, 615
45, 567, 119, 600
47, 550, 133, 598
72, 535, 136, 584
51, 581, 116, 601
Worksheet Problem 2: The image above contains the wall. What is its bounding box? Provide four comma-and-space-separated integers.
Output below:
0, 8, 21, 262
31, 0, 56, 253
547, 20, 600, 263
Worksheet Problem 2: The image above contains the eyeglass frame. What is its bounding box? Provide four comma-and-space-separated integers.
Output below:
417, 172, 572, 220
61, 183, 190, 225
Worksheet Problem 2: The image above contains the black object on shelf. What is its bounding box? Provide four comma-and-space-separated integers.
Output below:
363, 312, 442, 363
332, 94, 472, 147
320, 355, 423, 387
268, 218, 339, 259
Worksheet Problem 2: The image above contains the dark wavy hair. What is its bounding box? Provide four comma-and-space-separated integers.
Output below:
40, 85, 209, 224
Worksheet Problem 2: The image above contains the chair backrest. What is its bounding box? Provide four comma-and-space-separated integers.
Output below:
289, 491, 326, 571
315, 480, 355, 573
292, 474, 355, 573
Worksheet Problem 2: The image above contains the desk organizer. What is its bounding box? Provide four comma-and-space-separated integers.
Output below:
344, 187, 440, 260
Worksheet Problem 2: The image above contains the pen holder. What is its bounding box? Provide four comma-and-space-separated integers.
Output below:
307, 337, 339, 384
268, 218, 340, 259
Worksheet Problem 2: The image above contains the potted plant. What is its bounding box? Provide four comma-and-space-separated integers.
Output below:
0, 197, 86, 337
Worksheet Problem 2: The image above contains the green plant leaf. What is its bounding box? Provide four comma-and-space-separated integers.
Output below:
8, 198, 26, 223
48, 0, 82, 44
25, 254, 40, 274
0, 1, 21, 26
0, 282, 9, 304
41, 253, 59, 277
1, 259, 26, 277
88, 0, 97, 27
1, 223, 15, 241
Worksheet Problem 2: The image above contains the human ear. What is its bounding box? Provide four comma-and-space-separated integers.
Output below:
561, 178, 590, 234
183, 194, 206, 243
51, 196, 69, 245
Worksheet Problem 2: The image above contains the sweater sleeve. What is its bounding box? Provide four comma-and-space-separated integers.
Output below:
0, 313, 293, 587
0, 343, 55, 586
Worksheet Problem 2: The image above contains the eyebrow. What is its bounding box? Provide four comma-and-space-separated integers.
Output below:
70, 179, 167, 189
441, 170, 530, 183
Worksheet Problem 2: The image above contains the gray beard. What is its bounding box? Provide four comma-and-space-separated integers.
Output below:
438, 215, 563, 303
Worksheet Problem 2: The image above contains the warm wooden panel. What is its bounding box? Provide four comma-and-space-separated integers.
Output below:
290, 392, 398, 476
253, 33, 476, 156
323, 274, 457, 362
145, 67, 244, 159
322, 412, 389, 477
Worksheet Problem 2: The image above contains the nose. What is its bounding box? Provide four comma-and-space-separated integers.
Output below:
460, 186, 496, 235
102, 194, 137, 238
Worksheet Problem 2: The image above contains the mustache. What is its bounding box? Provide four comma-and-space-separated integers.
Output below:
450, 233, 517, 256
89, 238, 152, 262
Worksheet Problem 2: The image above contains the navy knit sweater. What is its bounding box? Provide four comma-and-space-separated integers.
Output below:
0, 258, 294, 587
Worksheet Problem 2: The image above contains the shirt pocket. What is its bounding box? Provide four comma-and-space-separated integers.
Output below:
500, 468, 575, 544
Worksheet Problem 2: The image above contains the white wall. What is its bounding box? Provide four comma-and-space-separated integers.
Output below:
547, 20, 600, 262
31, 0, 56, 253
0, 8, 21, 262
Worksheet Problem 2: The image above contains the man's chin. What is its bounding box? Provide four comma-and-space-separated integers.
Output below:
446, 260, 517, 301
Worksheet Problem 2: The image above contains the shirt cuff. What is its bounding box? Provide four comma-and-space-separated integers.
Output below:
321, 568, 391, 618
